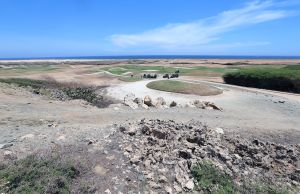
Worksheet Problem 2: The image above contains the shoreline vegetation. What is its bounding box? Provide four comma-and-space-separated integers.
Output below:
223, 65, 300, 93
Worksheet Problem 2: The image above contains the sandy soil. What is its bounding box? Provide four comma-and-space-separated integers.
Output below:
0, 59, 299, 160
1, 59, 300, 194
1, 76, 299, 163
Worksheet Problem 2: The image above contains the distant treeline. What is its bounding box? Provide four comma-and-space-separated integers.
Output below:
223, 65, 300, 93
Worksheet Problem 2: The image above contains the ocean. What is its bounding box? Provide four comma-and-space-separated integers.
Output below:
1, 55, 300, 60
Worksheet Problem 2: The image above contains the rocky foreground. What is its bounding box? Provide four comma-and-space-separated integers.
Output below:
111, 119, 300, 193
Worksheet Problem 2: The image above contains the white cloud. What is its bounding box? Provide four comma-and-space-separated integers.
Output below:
110, 1, 295, 49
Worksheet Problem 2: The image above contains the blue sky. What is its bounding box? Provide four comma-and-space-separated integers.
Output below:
0, 0, 300, 58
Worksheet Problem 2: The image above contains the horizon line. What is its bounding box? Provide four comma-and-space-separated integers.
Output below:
1, 54, 300, 61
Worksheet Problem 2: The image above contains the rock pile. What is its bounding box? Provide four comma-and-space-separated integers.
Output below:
186, 100, 222, 110
117, 120, 300, 193
123, 94, 222, 110
123, 94, 171, 109
124, 93, 139, 109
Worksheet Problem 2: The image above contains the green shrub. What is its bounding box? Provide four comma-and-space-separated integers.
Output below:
283, 65, 300, 70
223, 67, 300, 93
192, 161, 236, 193
63, 87, 98, 103
0, 155, 79, 194
192, 162, 293, 194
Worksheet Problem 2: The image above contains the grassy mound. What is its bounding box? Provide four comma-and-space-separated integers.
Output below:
0, 64, 59, 75
0, 78, 114, 108
0, 155, 79, 193
146, 80, 222, 96
223, 65, 300, 93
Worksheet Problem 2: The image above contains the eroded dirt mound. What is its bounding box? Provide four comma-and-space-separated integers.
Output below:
0, 79, 118, 108
116, 119, 300, 193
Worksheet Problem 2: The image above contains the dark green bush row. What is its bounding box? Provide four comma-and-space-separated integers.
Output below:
223, 67, 300, 93
283, 64, 300, 70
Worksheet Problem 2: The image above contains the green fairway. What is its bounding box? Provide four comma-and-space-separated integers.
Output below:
99, 65, 234, 76
146, 80, 222, 96
118, 76, 142, 82
0, 65, 60, 76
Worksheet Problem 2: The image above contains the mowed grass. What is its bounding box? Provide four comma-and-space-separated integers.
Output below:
100, 65, 233, 76
283, 64, 300, 70
0, 65, 59, 75
223, 65, 300, 93
146, 80, 222, 96
118, 76, 142, 82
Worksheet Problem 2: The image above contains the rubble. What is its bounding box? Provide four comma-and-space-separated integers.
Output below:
203, 101, 222, 111
123, 93, 138, 109
170, 101, 177, 107
144, 95, 153, 107
215, 127, 224, 135
185, 102, 196, 108
133, 97, 143, 106
0, 143, 13, 149
154, 97, 167, 108
116, 119, 300, 192
122, 94, 222, 111
190, 100, 222, 110
192, 100, 206, 109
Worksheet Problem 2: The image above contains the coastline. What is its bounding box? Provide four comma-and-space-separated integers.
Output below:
1, 55, 300, 62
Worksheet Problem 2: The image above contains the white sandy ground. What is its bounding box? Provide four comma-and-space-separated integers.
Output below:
107, 78, 300, 104
106, 79, 226, 105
